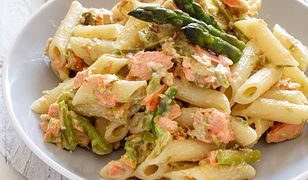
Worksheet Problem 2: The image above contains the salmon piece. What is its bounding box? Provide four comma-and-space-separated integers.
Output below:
218, 55, 233, 66
207, 109, 234, 144
266, 123, 304, 143
142, 85, 167, 111
276, 78, 301, 91
157, 117, 178, 133
73, 71, 91, 89
97, 91, 117, 108
87, 75, 118, 108
164, 104, 182, 120
222, 0, 249, 12
169, 104, 182, 120
66, 51, 85, 72
206, 151, 218, 166
190, 108, 234, 144
76, 130, 90, 147
182, 48, 232, 89
128, 52, 174, 80
47, 103, 59, 118
40, 121, 49, 132
108, 164, 126, 177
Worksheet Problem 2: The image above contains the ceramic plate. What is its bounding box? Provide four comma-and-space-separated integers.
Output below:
3, 0, 308, 179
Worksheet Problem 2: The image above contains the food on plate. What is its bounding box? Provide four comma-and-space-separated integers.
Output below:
32, 0, 308, 179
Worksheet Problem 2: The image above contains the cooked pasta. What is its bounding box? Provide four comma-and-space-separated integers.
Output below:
32, 1, 308, 179
73, 24, 124, 40
69, 37, 116, 65
47, 1, 84, 80
234, 65, 283, 104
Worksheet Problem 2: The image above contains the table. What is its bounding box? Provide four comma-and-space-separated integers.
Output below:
0, 0, 307, 180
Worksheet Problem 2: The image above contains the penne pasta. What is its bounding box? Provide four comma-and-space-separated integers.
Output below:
262, 88, 308, 105
163, 163, 256, 180
115, 17, 148, 50
234, 19, 299, 67
282, 67, 308, 98
32, 1, 308, 179
31, 79, 74, 114
230, 41, 260, 98
231, 117, 257, 147
273, 24, 308, 71
69, 37, 116, 65
48, 1, 83, 80
95, 117, 110, 138
111, 0, 139, 24
232, 98, 308, 124
104, 121, 128, 143
88, 54, 128, 75
110, 80, 147, 103
173, 79, 230, 113
135, 139, 217, 179
230, 41, 260, 105
234, 65, 283, 104
73, 24, 124, 40
248, 117, 273, 139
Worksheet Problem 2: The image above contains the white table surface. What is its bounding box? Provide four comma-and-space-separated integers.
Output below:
0, 0, 307, 180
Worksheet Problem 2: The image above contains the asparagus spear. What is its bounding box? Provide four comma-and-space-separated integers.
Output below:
182, 23, 242, 62
58, 101, 78, 151
76, 115, 112, 155
173, 0, 223, 31
128, 6, 245, 51
217, 149, 261, 165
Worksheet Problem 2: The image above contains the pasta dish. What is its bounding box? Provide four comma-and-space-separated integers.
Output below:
31, 0, 308, 179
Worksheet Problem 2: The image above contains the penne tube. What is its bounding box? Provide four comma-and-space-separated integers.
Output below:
110, 80, 147, 103
135, 139, 217, 179
72, 76, 146, 105
234, 65, 283, 104
234, 19, 299, 67
262, 89, 307, 105
70, 37, 116, 65
232, 98, 308, 124
73, 24, 124, 40
230, 41, 260, 100
175, 107, 197, 129
88, 54, 128, 74
282, 67, 308, 98
31, 79, 74, 114
173, 79, 230, 113
104, 121, 128, 143
163, 163, 256, 180
48, 1, 83, 80
112, 0, 139, 24
95, 117, 110, 138
231, 117, 257, 147
273, 24, 308, 71
115, 17, 148, 50
248, 117, 273, 139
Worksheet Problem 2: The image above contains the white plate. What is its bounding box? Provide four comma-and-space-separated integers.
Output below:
2, 0, 308, 179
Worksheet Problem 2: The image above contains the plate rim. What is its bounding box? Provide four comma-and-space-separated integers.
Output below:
2, 0, 307, 180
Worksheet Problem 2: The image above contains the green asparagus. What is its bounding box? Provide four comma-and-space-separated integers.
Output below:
173, 0, 223, 31
128, 6, 245, 51
151, 88, 177, 137
76, 115, 112, 155
182, 23, 242, 62
217, 149, 261, 165
59, 101, 78, 151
